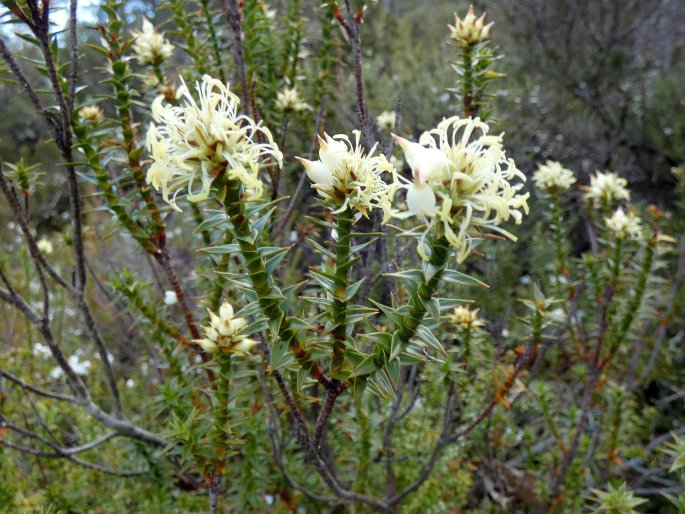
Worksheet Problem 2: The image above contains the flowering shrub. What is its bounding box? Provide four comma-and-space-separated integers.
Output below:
0, 1, 683, 513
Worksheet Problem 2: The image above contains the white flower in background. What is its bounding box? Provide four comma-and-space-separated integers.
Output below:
605, 207, 642, 239
32, 343, 51, 358
448, 305, 485, 330
296, 131, 398, 221
78, 105, 104, 123
376, 110, 397, 131
36, 238, 53, 254
68, 355, 91, 376
132, 18, 174, 66
275, 87, 310, 113
164, 290, 178, 305
583, 171, 630, 204
146, 75, 282, 211
126, 378, 135, 388
393, 116, 529, 262
194, 299, 258, 355
48, 354, 91, 378
532, 160, 576, 192
449, 5, 494, 47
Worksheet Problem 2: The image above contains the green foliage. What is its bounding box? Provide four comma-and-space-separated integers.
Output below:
0, 1, 684, 512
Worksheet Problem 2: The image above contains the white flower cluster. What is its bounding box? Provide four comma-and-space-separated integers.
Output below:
36, 238, 53, 254
194, 300, 258, 355
448, 305, 485, 331
532, 160, 576, 192
132, 18, 174, 66
376, 111, 396, 131
78, 105, 104, 123
394, 116, 529, 262
297, 132, 397, 221
449, 5, 493, 47
605, 207, 642, 240
583, 171, 630, 204
50, 353, 92, 379
275, 87, 310, 113
146, 75, 283, 211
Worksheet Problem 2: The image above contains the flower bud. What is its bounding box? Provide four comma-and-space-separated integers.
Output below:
219, 300, 234, 322
163, 290, 178, 305
195, 338, 218, 353
393, 134, 450, 184
318, 133, 347, 172
449, 5, 494, 47
204, 326, 219, 342
218, 318, 236, 337
207, 308, 221, 331
296, 157, 334, 188
230, 317, 247, 333
406, 183, 437, 215
233, 338, 259, 354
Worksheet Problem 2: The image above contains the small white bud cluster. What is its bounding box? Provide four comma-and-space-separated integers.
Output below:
376, 111, 397, 132
275, 87, 311, 113
605, 207, 643, 240
194, 300, 258, 355
36, 238, 53, 255
532, 160, 576, 193
583, 171, 630, 204
78, 105, 104, 123
449, 5, 494, 48
448, 305, 485, 331
132, 18, 174, 66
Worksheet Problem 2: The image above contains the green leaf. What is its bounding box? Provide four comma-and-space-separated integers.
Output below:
384, 269, 423, 283
442, 268, 489, 288
345, 277, 365, 301
309, 270, 336, 293
349, 355, 379, 378
200, 243, 240, 255
415, 325, 447, 355
269, 340, 293, 371
307, 238, 336, 260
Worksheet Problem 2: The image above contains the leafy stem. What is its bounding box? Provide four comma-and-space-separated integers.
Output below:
330, 210, 353, 377
222, 176, 332, 390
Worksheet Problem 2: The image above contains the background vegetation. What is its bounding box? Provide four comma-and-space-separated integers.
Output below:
1, 0, 685, 512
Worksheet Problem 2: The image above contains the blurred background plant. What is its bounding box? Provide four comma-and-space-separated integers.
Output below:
0, 0, 684, 512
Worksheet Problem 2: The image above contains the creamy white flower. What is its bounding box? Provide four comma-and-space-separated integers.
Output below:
394, 116, 529, 262
163, 290, 178, 305
32, 343, 51, 358
132, 18, 174, 65
376, 111, 396, 131
68, 355, 91, 376
296, 131, 398, 221
146, 75, 282, 211
448, 305, 485, 330
449, 5, 494, 47
532, 160, 576, 192
605, 207, 642, 239
583, 171, 630, 204
275, 87, 310, 112
78, 105, 104, 123
194, 299, 257, 355
36, 238, 53, 254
